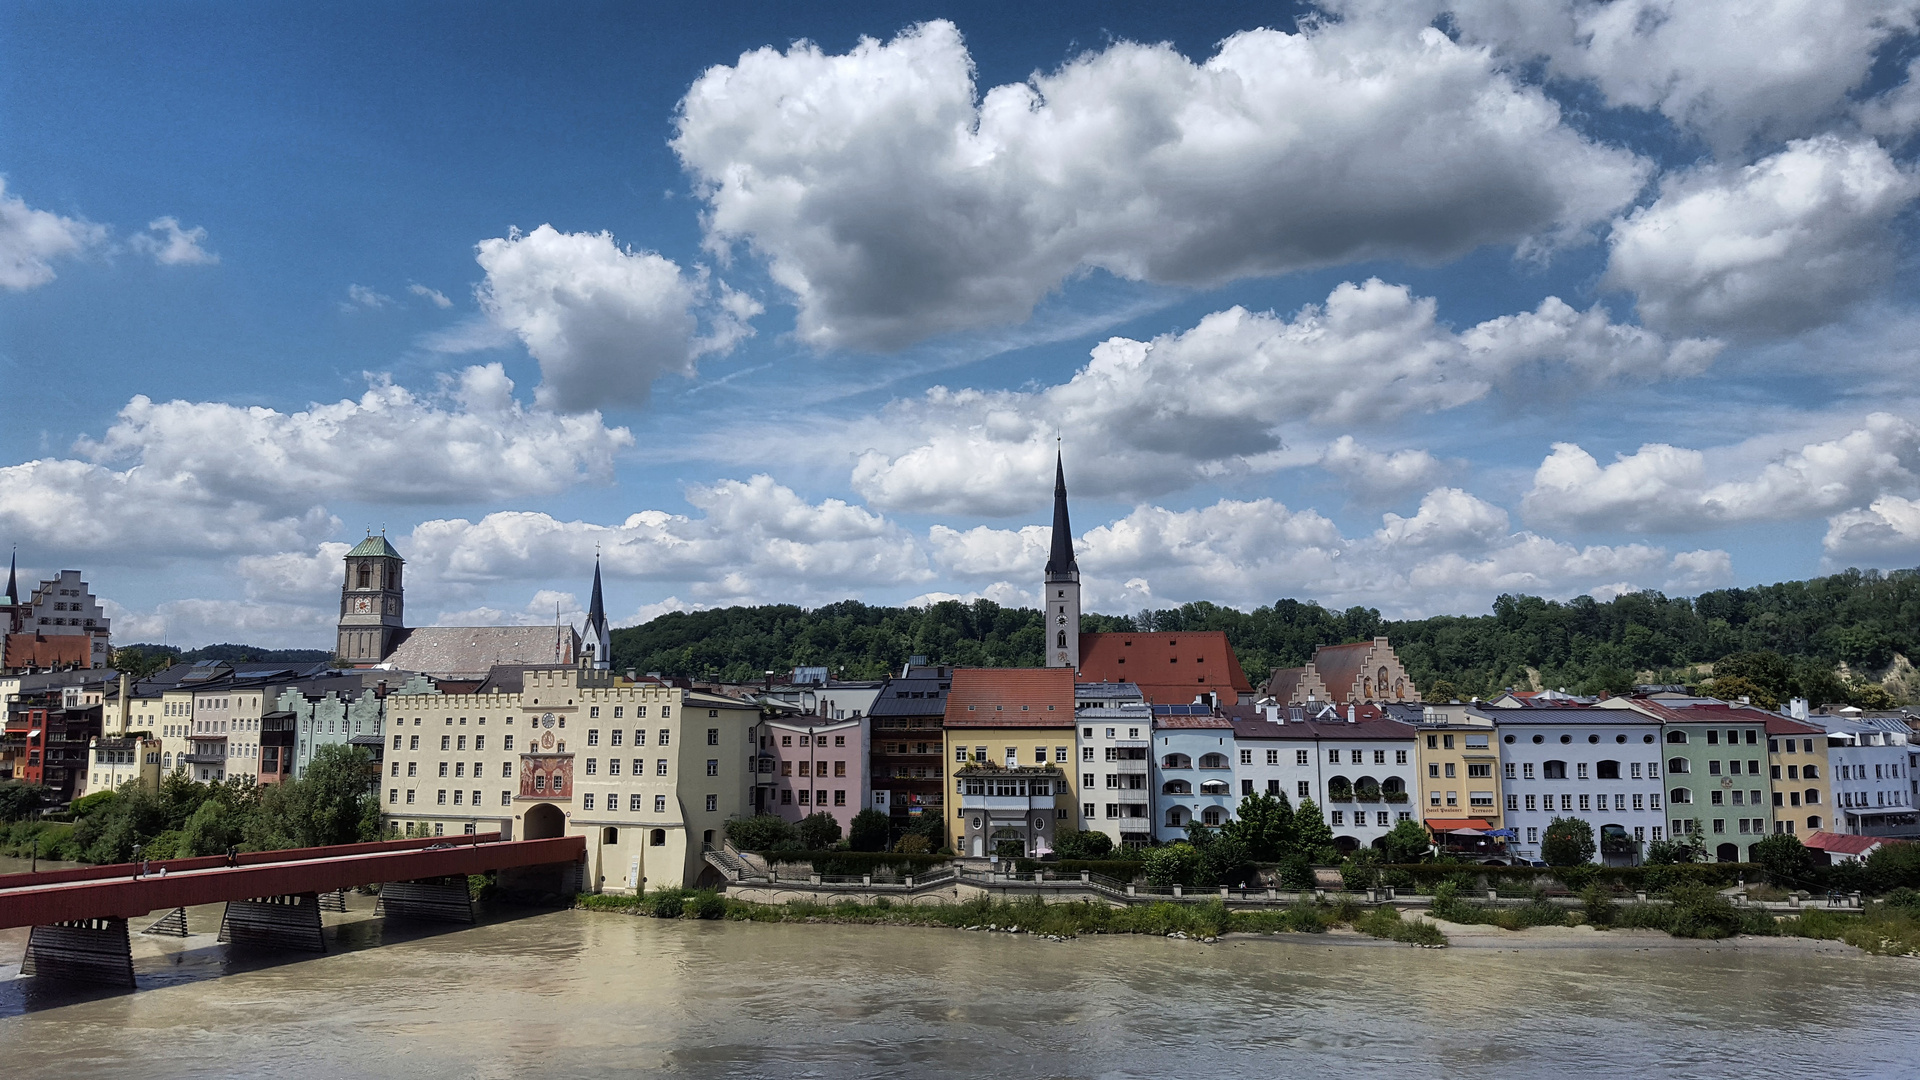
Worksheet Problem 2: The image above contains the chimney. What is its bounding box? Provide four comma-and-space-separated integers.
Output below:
1346, 703, 1356, 724
626, 668, 637, 681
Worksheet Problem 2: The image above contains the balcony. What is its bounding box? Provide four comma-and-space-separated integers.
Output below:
962, 793, 1056, 813
1117, 788, 1150, 804
182, 752, 226, 765
1115, 759, 1149, 774
1117, 816, 1152, 832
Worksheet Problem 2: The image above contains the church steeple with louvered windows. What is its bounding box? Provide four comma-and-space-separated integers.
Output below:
1043, 447, 1081, 671
586, 556, 611, 670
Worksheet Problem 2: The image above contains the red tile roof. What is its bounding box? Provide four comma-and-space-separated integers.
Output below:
1803, 830, 1899, 857
1155, 714, 1233, 729
3, 633, 92, 670
1767, 716, 1825, 736
1077, 631, 1253, 705
944, 667, 1076, 728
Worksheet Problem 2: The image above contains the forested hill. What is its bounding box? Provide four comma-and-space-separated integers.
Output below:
609, 568, 1920, 704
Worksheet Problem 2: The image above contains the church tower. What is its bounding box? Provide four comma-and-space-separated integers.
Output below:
336, 533, 406, 665
1043, 449, 1081, 671
585, 556, 611, 670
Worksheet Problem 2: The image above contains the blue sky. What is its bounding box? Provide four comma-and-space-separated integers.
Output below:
4, 1, 1920, 648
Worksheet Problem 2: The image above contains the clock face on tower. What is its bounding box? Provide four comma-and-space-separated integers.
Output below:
354, 597, 371, 613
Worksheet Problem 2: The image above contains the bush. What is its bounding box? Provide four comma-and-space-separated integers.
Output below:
1380, 818, 1433, 864
1054, 830, 1114, 860
1143, 843, 1201, 888
1581, 884, 1618, 928
1354, 905, 1446, 946
0, 781, 48, 822
1542, 817, 1596, 867
895, 833, 931, 855
1866, 842, 1920, 892
1274, 855, 1315, 890
847, 808, 890, 852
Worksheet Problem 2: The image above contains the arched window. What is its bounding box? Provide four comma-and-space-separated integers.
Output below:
1542, 760, 1567, 780
1596, 760, 1620, 779
1807, 815, 1822, 829
602, 827, 618, 844
1166, 806, 1189, 828
1670, 787, 1691, 804
1162, 753, 1192, 769
1667, 758, 1690, 774
1805, 788, 1820, 805
1666, 731, 1688, 744
1162, 779, 1192, 795
1198, 752, 1229, 769
649, 829, 666, 846
1200, 779, 1231, 795
356, 564, 371, 589
1201, 806, 1225, 826
1057, 630, 1066, 649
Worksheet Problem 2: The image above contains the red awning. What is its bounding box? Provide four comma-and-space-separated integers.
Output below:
1424, 818, 1493, 831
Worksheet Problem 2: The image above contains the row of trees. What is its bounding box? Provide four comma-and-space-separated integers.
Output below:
3, 744, 381, 865
605, 569, 1917, 702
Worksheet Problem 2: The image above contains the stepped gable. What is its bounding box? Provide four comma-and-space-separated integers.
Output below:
1077, 630, 1254, 705
943, 667, 1076, 728
1266, 636, 1419, 705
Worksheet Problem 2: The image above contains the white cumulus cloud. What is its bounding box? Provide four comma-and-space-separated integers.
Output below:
475, 224, 760, 412
850, 280, 1718, 515
1603, 136, 1920, 337
1523, 413, 1920, 530
409, 283, 453, 308
130, 216, 218, 266
1441, 0, 1920, 154
1318, 437, 1451, 503
673, 17, 1647, 350
77, 363, 633, 507
1824, 496, 1920, 565
0, 177, 107, 290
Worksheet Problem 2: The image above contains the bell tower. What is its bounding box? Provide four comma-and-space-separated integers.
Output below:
336, 532, 406, 665
1043, 448, 1081, 671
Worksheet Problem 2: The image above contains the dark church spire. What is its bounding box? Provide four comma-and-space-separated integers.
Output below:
1044, 447, 1078, 580
4, 546, 15, 606
588, 556, 608, 635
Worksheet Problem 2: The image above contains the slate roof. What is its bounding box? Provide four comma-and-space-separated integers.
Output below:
944, 667, 1076, 728
1264, 666, 1308, 703
1228, 716, 1418, 741
1044, 451, 1077, 579
1308, 640, 1373, 701
1766, 716, 1826, 737
1077, 630, 1254, 705
380, 625, 580, 681
869, 673, 952, 717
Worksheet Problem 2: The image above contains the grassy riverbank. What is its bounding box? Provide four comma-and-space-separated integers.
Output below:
578, 884, 1920, 956
576, 890, 1447, 946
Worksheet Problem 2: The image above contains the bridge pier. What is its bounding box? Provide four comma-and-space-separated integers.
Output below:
219, 893, 326, 952
20, 917, 137, 988
377, 877, 475, 923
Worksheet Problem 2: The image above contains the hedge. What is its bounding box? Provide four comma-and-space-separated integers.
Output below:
750, 850, 952, 877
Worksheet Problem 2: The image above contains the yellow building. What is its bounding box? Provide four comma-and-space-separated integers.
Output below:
383, 663, 758, 892
1413, 704, 1505, 848
942, 667, 1079, 858
77, 734, 162, 798
1768, 716, 1831, 836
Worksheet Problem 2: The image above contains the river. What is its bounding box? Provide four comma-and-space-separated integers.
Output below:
1, 887, 1917, 1078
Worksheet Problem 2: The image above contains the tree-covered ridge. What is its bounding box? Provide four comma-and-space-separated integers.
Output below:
607, 568, 1919, 701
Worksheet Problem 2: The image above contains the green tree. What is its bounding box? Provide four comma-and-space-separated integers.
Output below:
847, 808, 890, 852
1700, 675, 1777, 710
0, 781, 49, 822
1380, 817, 1433, 863
796, 811, 842, 850
1221, 790, 1293, 861
1424, 679, 1459, 703
1541, 817, 1596, 867
724, 814, 799, 851
1290, 799, 1336, 863
1749, 833, 1813, 886
1646, 821, 1706, 864
270, 744, 379, 848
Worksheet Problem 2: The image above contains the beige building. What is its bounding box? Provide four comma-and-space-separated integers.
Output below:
1413, 704, 1505, 840
77, 734, 162, 798
382, 663, 759, 893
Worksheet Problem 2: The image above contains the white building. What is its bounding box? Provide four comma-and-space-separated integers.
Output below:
1231, 705, 1419, 853
1074, 685, 1153, 846
1494, 711, 1666, 864
1815, 716, 1917, 837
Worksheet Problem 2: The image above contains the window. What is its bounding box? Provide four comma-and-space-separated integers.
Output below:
588, 730, 600, 746
1444, 763, 1457, 778
583, 793, 596, 811
1467, 763, 1491, 779
438, 762, 449, 777
1296, 750, 1309, 766
503, 735, 513, 751
1350, 750, 1363, 764
1506, 794, 1519, 811
707, 794, 718, 812
406, 789, 415, 804
1330, 811, 1344, 826
437, 790, 447, 804
1429, 790, 1442, 806
503, 762, 513, 777
657, 759, 668, 776
1328, 749, 1340, 764
1301, 781, 1313, 799
654, 794, 667, 813
440, 735, 451, 751
1524, 763, 1536, 780
1240, 749, 1253, 765
706, 759, 719, 776
649, 828, 665, 846
474, 735, 484, 751
585, 759, 598, 775
1527, 827, 1539, 844
1524, 794, 1538, 811
1578, 794, 1591, 811
1504, 763, 1516, 779
1428, 763, 1440, 778
1542, 761, 1567, 780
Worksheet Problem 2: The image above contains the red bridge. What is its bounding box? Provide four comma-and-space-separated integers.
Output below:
0, 832, 585, 987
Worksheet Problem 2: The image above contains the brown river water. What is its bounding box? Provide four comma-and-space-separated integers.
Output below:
1, 865, 1917, 1078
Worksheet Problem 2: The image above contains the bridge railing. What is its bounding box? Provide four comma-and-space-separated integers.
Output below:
0, 831, 506, 892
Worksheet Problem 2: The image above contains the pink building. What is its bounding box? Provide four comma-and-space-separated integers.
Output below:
755, 715, 869, 837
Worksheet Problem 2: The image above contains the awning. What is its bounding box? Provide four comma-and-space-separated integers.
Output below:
26, 729, 40, 738
1424, 818, 1493, 831
1449, 828, 1486, 836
